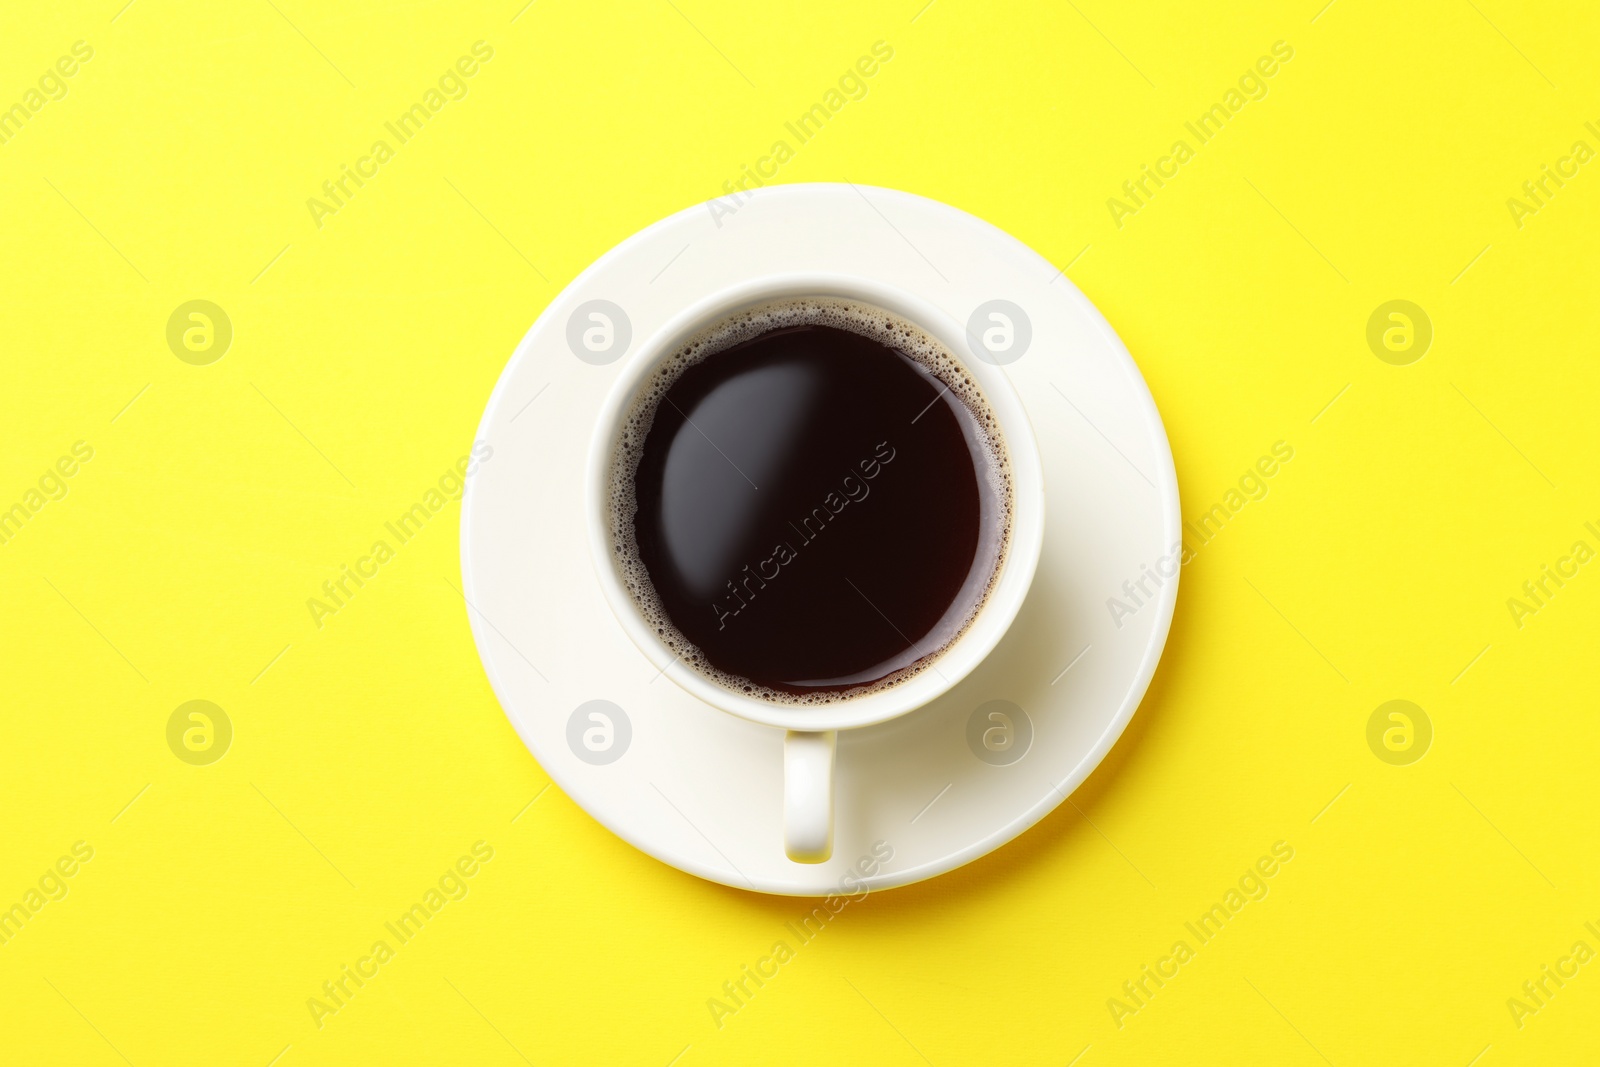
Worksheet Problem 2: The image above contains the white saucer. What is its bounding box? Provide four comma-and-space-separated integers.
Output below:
461, 184, 1179, 895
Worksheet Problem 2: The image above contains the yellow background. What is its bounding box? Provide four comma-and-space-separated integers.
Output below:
3, 0, 1597, 1063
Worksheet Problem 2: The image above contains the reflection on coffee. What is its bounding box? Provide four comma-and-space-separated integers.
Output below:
609, 299, 1010, 703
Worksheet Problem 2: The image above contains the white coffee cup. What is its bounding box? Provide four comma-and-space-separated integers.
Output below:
585, 273, 1045, 863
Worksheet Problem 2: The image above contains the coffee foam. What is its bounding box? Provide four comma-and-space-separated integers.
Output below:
607, 296, 1012, 705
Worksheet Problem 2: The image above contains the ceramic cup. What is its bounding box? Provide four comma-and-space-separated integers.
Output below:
586, 273, 1045, 863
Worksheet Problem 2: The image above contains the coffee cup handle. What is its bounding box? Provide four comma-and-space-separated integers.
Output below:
784, 730, 835, 863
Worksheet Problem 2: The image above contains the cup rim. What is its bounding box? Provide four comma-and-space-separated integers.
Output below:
585, 272, 1046, 733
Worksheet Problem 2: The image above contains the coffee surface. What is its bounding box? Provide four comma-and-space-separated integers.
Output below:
620, 306, 1006, 699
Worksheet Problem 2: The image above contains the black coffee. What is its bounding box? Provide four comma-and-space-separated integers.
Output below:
611, 299, 1008, 702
